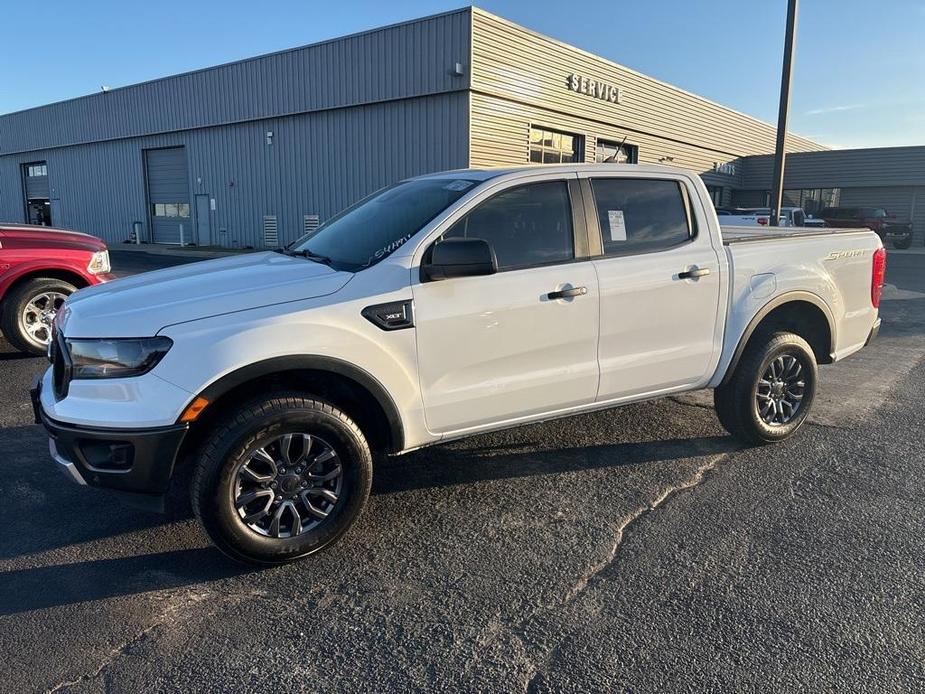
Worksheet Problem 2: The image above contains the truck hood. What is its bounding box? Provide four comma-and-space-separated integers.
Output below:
62, 251, 352, 337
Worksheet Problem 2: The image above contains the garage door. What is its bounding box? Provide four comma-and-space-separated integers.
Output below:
145, 147, 190, 245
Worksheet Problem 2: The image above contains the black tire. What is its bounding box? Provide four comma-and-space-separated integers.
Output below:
1, 277, 77, 355
714, 331, 817, 445
892, 237, 912, 250
192, 394, 373, 565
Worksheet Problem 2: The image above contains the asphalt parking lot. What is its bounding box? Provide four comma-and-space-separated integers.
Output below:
1, 250, 924, 692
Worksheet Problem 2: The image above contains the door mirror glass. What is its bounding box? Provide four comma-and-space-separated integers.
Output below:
422, 238, 498, 281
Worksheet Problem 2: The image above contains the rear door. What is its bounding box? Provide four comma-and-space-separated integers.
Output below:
412, 175, 600, 434
579, 172, 723, 400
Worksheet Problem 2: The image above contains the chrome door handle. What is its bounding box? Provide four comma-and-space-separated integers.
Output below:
678, 266, 711, 279
547, 286, 588, 300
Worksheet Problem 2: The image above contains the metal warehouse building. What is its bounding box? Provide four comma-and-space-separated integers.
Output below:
1, 7, 922, 247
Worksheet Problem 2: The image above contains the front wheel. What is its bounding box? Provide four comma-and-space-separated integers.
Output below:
192, 394, 373, 565
1, 278, 76, 354
714, 331, 817, 445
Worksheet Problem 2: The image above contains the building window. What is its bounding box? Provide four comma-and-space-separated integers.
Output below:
26, 163, 48, 177
596, 139, 638, 164
529, 127, 581, 164
152, 203, 190, 217
706, 185, 725, 207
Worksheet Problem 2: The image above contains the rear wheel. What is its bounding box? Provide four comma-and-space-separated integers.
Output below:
714, 331, 817, 445
192, 394, 373, 565
1, 278, 76, 355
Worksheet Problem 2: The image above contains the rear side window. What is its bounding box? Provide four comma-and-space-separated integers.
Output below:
443, 181, 574, 271
591, 178, 692, 256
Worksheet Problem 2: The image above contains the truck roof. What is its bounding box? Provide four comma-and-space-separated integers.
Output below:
410, 163, 687, 182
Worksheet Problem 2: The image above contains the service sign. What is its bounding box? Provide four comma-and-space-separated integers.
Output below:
567, 73, 621, 104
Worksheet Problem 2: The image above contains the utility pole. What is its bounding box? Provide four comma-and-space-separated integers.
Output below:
769, 0, 798, 226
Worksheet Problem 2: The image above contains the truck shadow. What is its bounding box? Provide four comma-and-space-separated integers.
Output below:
0, 409, 741, 616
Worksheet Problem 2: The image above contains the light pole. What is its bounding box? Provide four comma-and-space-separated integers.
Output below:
769, 0, 798, 226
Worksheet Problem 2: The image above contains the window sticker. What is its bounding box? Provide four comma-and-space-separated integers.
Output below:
443, 180, 475, 192
607, 209, 627, 241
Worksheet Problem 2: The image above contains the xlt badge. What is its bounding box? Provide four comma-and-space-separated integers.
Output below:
362, 300, 414, 331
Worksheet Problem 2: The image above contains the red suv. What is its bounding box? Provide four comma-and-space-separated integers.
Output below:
0, 224, 114, 354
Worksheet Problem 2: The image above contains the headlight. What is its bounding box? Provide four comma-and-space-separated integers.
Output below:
87, 250, 111, 274
66, 337, 173, 379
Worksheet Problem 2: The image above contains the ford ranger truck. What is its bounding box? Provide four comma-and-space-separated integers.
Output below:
1, 224, 113, 354
31, 165, 884, 565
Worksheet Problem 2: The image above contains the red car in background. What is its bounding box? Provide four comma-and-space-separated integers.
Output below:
819, 207, 915, 249
0, 224, 114, 354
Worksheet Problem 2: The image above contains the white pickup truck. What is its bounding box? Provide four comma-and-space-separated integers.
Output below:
32, 164, 884, 564
717, 206, 825, 228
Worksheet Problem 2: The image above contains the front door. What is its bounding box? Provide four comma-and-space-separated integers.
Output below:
581, 174, 722, 400
412, 178, 600, 434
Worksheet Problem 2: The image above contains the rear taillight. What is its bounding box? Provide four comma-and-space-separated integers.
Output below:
757, 217, 768, 226
871, 247, 887, 308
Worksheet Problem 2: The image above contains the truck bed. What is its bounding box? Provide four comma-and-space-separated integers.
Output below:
720, 225, 872, 245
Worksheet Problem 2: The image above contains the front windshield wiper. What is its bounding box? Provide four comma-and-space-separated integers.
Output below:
275, 247, 334, 266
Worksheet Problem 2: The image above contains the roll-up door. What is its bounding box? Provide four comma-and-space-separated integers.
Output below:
23, 162, 50, 200
145, 147, 190, 244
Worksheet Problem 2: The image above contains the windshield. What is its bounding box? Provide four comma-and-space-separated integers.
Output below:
289, 178, 479, 271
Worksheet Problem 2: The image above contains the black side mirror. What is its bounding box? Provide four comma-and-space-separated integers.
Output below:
422, 238, 497, 281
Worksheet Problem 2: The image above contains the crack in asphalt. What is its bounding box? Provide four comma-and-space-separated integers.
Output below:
43, 585, 323, 693
520, 452, 727, 693
44, 588, 227, 693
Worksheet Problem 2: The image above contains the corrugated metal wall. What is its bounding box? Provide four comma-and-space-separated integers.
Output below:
0, 92, 470, 246
468, 7, 825, 182
0, 9, 471, 155
737, 147, 925, 244
0, 10, 471, 246
470, 91, 746, 189
740, 146, 925, 189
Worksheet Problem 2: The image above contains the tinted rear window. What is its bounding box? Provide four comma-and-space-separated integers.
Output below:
591, 178, 692, 256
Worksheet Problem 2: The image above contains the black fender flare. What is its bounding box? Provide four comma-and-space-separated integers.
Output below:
192, 355, 405, 453
721, 291, 837, 386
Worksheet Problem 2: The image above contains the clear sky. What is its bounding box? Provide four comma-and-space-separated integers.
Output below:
3, 0, 923, 149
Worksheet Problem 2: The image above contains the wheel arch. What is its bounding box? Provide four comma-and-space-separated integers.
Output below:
721, 291, 835, 386
1, 267, 89, 309
179, 356, 406, 459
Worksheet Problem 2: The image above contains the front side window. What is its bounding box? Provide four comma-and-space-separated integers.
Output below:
290, 178, 479, 271
529, 127, 581, 164
591, 178, 692, 256
442, 181, 574, 271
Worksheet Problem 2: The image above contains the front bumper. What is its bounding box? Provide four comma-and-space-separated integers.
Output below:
31, 377, 188, 498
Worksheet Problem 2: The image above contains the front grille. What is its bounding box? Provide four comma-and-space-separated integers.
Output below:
51, 328, 72, 400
